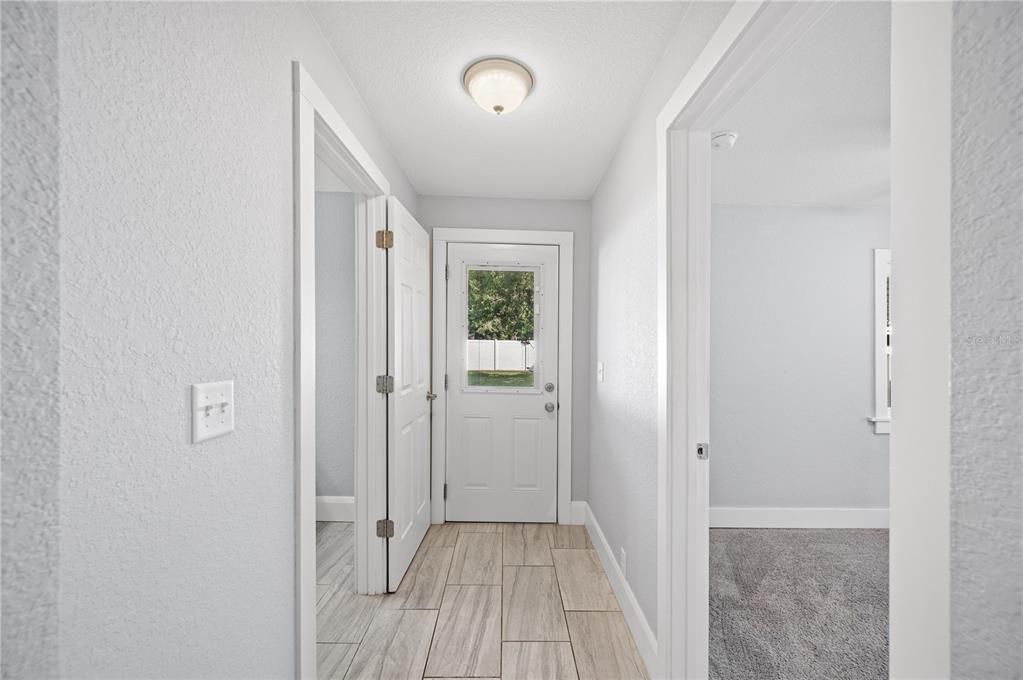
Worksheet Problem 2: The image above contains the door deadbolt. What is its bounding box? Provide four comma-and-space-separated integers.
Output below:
544, 382, 555, 393
544, 402, 556, 413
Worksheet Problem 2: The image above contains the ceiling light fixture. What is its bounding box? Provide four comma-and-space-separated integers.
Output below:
462, 57, 534, 116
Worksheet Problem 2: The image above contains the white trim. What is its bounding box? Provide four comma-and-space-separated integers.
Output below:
293, 62, 390, 680
582, 502, 659, 676
871, 248, 892, 435
710, 507, 890, 529
568, 500, 588, 526
431, 228, 574, 526
889, 4, 952, 676
316, 496, 356, 522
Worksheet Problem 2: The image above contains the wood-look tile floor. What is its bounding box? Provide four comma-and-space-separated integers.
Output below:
316, 521, 649, 680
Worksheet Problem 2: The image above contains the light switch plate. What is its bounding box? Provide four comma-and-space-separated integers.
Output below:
192, 380, 234, 443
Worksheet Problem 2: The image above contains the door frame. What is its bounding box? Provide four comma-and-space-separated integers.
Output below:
656, 2, 952, 678
431, 229, 574, 525
292, 61, 391, 679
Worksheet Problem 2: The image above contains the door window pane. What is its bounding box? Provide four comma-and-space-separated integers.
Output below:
465, 269, 536, 388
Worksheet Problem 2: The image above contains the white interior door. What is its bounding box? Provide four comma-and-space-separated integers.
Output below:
386, 197, 431, 591
445, 243, 559, 523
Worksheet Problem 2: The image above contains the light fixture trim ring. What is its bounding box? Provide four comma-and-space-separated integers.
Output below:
461, 56, 535, 95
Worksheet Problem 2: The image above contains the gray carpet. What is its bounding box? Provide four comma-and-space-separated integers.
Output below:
710, 529, 889, 680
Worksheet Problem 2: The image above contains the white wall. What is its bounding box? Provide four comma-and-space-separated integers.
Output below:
44, 4, 417, 677
709, 205, 889, 512
316, 192, 356, 497
951, 3, 1022, 676
419, 196, 592, 500
587, 2, 733, 631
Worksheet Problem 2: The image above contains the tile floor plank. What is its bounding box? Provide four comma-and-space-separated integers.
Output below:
317, 643, 358, 680
503, 566, 569, 641
448, 532, 502, 585
551, 550, 619, 611
385, 546, 453, 610
550, 525, 593, 549
317, 585, 382, 643
344, 609, 437, 680
566, 611, 649, 679
424, 586, 502, 678
421, 523, 460, 548
502, 642, 579, 680
504, 524, 554, 566
317, 522, 355, 584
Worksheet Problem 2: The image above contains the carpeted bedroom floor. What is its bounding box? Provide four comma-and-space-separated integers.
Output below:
710, 528, 889, 680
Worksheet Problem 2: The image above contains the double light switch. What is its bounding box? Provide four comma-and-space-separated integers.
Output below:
192, 380, 234, 443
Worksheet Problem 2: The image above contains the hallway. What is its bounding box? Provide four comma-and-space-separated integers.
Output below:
316, 522, 649, 679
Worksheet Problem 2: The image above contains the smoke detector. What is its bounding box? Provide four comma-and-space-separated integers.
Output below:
711, 130, 739, 150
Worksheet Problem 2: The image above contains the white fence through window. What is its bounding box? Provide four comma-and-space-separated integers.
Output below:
465, 340, 536, 372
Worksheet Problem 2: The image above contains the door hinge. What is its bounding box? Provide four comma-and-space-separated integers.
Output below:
445, 264, 450, 280
696, 442, 710, 460
444, 374, 449, 390
443, 483, 448, 500
376, 518, 395, 538
375, 230, 393, 249
376, 375, 394, 394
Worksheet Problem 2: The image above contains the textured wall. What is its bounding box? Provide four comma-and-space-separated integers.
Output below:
951, 3, 1023, 677
419, 196, 591, 500
1, 3, 61, 677
587, 1, 732, 630
710, 206, 889, 509
316, 192, 356, 497
50, 3, 415, 676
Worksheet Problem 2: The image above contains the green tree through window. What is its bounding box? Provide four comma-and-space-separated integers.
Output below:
467, 270, 534, 341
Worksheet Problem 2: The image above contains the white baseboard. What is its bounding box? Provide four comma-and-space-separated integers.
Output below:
581, 502, 660, 677
710, 506, 889, 529
567, 500, 588, 525
316, 495, 355, 522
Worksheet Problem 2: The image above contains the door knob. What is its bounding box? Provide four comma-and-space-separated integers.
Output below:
426, 392, 438, 401
544, 402, 556, 413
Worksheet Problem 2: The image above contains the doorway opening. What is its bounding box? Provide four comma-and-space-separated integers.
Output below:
293, 62, 392, 677
705, 3, 891, 677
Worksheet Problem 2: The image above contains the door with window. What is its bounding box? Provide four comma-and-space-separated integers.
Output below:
445, 243, 559, 522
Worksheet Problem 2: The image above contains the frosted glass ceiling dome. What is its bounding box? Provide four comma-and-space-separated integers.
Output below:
462, 58, 534, 116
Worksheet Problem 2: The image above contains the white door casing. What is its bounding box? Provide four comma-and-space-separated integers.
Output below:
386, 196, 431, 591
445, 243, 559, 523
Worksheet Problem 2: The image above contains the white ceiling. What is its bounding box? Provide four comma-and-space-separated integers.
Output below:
309, 2, 690, 200
712, 2, 891, 207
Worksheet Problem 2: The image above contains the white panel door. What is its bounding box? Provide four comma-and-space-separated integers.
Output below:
445, 243, 559, 522
386, 197, 431, 591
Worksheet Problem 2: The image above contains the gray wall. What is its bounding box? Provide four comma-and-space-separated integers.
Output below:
0, 3, 416, 677
710, 205, 889, 509
951, 3, 1023, 677
1, 3, 60, 676
419, 196, 591, 500
587, 2, 733, 631
316, 192, 356, 497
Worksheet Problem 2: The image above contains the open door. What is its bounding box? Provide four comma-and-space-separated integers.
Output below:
385, 196, 432, 591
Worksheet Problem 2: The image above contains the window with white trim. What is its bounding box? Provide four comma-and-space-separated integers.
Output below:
870, 249, 891, 434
